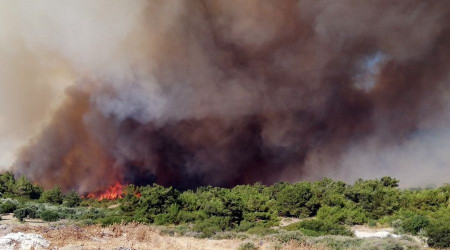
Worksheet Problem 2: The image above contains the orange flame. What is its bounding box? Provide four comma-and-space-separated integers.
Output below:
87, 182, 124, 201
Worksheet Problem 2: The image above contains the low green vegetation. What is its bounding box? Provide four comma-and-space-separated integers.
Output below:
284, 219, 353, 237
0, 172, 448, 248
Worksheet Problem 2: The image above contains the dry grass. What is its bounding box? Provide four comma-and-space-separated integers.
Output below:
283, 240, 327, 250
0, 223, 253, 249
0, 222, 331, 249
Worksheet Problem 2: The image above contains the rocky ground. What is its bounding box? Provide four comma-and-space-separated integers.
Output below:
0, 214, 427, 250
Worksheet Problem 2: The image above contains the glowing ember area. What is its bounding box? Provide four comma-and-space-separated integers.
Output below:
88, 182, 124, 201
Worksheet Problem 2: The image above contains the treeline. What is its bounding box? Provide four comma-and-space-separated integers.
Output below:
0, 172, 449, 248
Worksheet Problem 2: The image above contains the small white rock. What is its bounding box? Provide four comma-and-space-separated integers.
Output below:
354, 230, 400, 239
0, 232, 50, 250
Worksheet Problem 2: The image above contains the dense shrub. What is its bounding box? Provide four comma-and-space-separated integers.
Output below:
0, 201, 17, 213
285, 219, 353, 237
153, 204, 180, 225
0, 173, 448, 242
316, 205, 367, 225
14, 176, 34, 198
0, 172, 16, 194
311, 178, 347, 207
275, 231, 305, 243
13, 208, 27, 222
345, 179, 400, 219
40, 210, 60, 222
119, 185, 140, 213
0, 173, 42, 199
238, 242, 257, 250
402, 215, 429, 235
275, 182, 315, 217
408, 189, 447, 212
13, 206, 38, 222
63, 191, 81, 207
40, 186, 63, 204
98, 215, 133, 226
135, 184, 180, 222
426, 219, 450, 248
193, 216, 231, 237
177, 210, 206, 223
80, 208, 105, 220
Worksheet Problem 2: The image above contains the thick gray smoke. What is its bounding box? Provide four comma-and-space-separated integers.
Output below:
2, 0, 449, 192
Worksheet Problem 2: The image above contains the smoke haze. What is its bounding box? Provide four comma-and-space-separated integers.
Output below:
0, 0, 449, 192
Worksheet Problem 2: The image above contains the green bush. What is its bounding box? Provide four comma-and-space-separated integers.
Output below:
14, 176, 34, 198
0, 201, 17, 213
312, 235, 362, 250
40, 210, 60, 222
80, 208, 105, 220
316, 205, 367, 225
426, 219, 450, 248
153, 203, 179, 225
13, 206, 38, 222
275, 231, 305, 243
177, 210, 206, 223
236, 220, 255, 232
119, 185, 140, 212
275, 182, 314, 217
402, 215, 429, 235
40, 186, 63, 204
238, 242, 257, 250
193, 216, 231, 237
63, 191, 81, 207
0, 172, 16, 194
13, 208, 27, 222
98, 215, 132, 226
284, 219, 353, 237
27, 206, 39, 218
344, 178, 401, 219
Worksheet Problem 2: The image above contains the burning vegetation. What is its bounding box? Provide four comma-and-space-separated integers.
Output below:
85, 182, 124, 201
1, 1, 449, 193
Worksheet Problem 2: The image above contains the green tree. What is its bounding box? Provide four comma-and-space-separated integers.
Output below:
14, 176, 33, 198
63, 191, 81, 207
0, 172, 16, 194
311, 178, 347, 207
178, 190, 199, 211
40, 210, 60, 222
316, 205, 368, 225
12, 207, 37, 222
408, 189, 447, 212
276, 182, 314, 217
136, 184, 179, 222
345, 179, 400, 219
13, 208, 28, 222
120, 185, 140, 213
402, 215, 429, 235
427, 219, 450, 248
40, 186, 63, 204
380, 176, 399, 188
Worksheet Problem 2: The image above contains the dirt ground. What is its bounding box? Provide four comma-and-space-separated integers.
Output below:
0, 214, 319, 250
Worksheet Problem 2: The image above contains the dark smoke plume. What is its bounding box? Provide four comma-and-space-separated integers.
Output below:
5, 0, 450, 192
